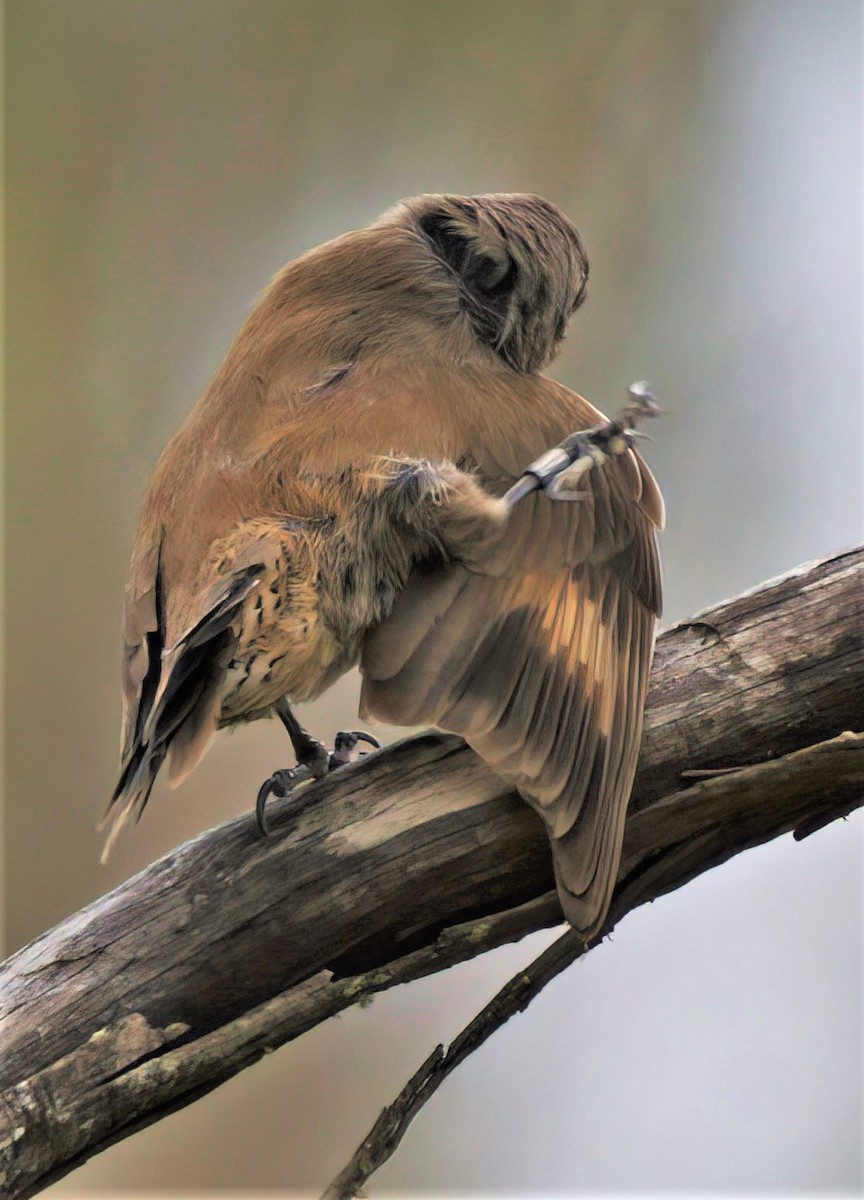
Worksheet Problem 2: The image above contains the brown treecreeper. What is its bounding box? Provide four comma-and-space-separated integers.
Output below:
103, 193, 663, 941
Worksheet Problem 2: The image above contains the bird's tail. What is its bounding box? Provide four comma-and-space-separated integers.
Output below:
99, 740, 166, 862
100, 564, 265, 860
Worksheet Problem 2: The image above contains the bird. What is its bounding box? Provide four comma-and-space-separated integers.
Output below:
103, 193, 663, 942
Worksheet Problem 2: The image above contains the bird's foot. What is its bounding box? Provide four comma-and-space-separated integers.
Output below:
544, 429, 625, 500
514, 382, 663, 504
255, 729, 380, 836
329, 729, 382, 767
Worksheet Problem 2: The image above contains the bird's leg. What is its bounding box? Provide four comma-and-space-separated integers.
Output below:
504, 381, 662, 508
255, 698, 380, 835
276, 698, 331, 778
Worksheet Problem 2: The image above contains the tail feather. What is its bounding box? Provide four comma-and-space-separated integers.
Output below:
98, 743, 166, 862
101, 564, 264, 859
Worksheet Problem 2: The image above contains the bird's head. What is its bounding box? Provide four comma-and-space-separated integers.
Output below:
390, 193, 589, 374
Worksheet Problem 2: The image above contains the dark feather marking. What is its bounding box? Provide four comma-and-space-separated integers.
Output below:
153, 629, 234, 746
111, 564, 263, 824
304, 360, 355, 397
601, 577, 618, 624
178, 565, 265, 651
440, 610, 528, 735
113, 544, 165, 803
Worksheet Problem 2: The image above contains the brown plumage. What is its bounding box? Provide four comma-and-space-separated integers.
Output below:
105, 193, 663, 940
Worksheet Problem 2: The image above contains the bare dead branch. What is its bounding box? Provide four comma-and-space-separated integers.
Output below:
322, 929, 585, 1200
0, 546, 861, 1199
323, 731, 864, 1198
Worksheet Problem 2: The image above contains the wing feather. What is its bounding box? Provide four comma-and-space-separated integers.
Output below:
360, 388, 661, 939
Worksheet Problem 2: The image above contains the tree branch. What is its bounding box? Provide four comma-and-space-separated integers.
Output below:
322, 928, 585, 1200
1, 547, 861, 1199
323, 730, 864, 1198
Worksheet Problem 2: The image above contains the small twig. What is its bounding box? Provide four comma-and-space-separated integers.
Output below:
321, 929, 586, 1200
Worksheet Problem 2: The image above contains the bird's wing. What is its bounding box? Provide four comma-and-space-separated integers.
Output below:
360, 378, 662, 939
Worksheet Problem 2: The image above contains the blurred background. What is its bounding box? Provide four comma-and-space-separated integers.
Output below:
5, 0, 862, 1194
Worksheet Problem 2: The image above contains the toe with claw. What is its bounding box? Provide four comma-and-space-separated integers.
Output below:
255, 718, 381, 837
256, 766, 312, 835
330, 730, 381, 768
505, 381, 663, 509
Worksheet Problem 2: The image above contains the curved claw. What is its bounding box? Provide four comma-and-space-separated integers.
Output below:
352, 731, 381, 749
256, 730, 383, 835
255, 765, 310, 837
255, 777, 276, 837
331, 730, 382, 766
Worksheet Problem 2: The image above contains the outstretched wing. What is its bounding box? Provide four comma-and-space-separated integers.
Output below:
360, 382, 662, 940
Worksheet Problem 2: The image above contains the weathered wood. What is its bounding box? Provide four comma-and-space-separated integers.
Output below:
637, 546, 862, 808
0, 547, 861, 1198
4, 732, 862, 1200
